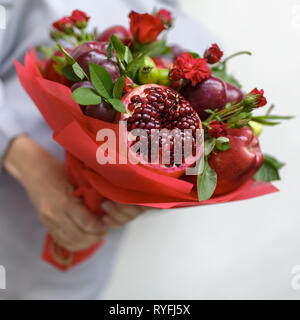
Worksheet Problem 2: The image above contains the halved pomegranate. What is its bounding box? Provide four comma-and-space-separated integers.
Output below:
121, 84, 203, 178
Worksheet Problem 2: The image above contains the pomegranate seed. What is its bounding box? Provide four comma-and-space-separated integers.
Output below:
131, 95, 141, 103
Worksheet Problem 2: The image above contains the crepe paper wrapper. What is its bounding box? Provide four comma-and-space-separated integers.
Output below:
15, 48, 279, 271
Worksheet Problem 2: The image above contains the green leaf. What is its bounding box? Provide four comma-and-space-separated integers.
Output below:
57, 43, 76, 65
250, 118, 280, 126
113, 76, 126, 99
188, 52, 200, 58
211, 65, 242, 89
72, 87, 102, 105
107, 40, 114, 60
72, 62, 86, 80
204, 139, 216, 156
106, 98, 126, 113
89, 62, 113, 99
254, 154, 285, 182
124, 47, 133, 64
127, 53, 147, 81
62, 65, 82, 82
133, 39, 169, 57
215, 141, 231, 151
197, 160, 217, 201
216, 137, 229, 143
37, 45, 56, 59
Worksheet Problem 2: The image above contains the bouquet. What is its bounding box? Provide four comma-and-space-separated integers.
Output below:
15, 9, 292, 270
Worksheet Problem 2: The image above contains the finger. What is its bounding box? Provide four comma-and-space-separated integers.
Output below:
65, 200, 108, 234
101, 201, 129, 226
114, 202, 146, 218
40, 210, 106, 250
101, 201, 145, 227
51, 230, 104, 252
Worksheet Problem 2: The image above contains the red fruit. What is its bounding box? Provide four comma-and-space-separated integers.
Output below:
76, 52, 120, 82
181, 76, 227, 121
208, 127, 263, 195
226, 82, 243, 104
97, 25, 133, 46
44, 49, 73, 86
171, 45, 186, 60
72, 41, 109, 60
121, 84, 203, 177
71, 81, 116, 122
153, 56, 173, 69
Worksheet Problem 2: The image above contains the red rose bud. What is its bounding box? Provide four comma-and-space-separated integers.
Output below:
52, 17, 74, 34
207, 121, 229, 138
169, 52, 211, 86
204, 44, 223, 64
129, 11, 165, 43
249, 88, 267, 108
70, 10, 90, 28
157, 9, 173, 27
124, 77, 134, 93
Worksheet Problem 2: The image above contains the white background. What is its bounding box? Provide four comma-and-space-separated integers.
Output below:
100, 0, 300, 299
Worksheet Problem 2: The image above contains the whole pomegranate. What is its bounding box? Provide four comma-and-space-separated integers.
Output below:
97, 25, 133, 46
44, 49, 73, 86
209, 127, 264, 195
71, 81, 116, 122
226, 82, 243, 104
181, 76, 227, 121
121, 84, 203, 177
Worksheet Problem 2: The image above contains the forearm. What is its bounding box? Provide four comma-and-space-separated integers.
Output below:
3, 135, 61, 190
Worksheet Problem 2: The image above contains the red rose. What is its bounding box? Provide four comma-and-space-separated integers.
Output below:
169, 52, 212, 86
207, 121, 229, 138
129, 11, 165, 43
70, 10, 90, 28
249, 88, 267, 108
204, 44, 223, 64
157, 9, 173, 27
52, 17, 74, 33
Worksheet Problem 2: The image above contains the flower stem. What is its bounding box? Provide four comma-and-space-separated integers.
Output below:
221, 51, 252, 65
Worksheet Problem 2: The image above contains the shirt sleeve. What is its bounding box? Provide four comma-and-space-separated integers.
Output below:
0, 0, 54, 169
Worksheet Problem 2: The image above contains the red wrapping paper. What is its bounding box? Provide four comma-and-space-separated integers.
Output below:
15, 49, 279, 271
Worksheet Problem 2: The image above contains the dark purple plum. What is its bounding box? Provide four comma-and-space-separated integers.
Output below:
72, 41, 108, 60
226, 83, 243, 104
97, 25, 133, 46
181, 76, 227, 120
71, 81, 116, 122
171, 44, 186, 60
76, 51, 120, 82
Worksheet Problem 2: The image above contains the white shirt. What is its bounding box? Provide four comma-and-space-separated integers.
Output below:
0, 0, 215, 299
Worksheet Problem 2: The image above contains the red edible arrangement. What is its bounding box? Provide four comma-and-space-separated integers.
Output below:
15, 8, 292, 270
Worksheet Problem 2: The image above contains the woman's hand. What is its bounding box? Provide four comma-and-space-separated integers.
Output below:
3, 136, 108, 252
101, 200, 146, 228
3, 136, 147, 251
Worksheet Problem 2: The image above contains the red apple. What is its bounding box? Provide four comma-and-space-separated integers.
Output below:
208, 127, 264, 195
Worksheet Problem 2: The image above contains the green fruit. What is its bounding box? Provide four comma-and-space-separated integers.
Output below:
249, 121, 264, 137
157, 69, 171, 86
137, 56, 159, 84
